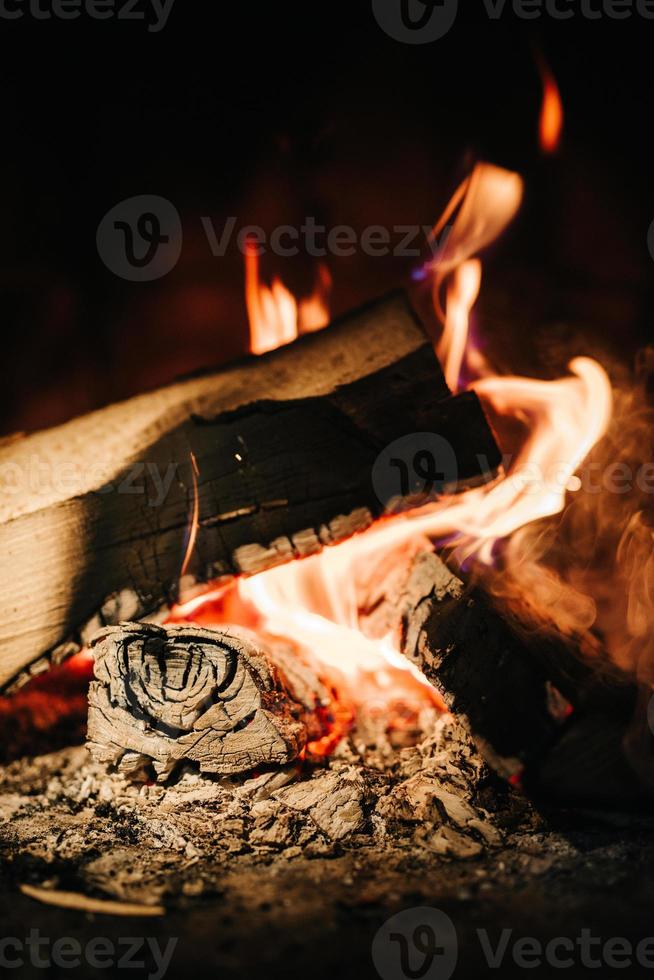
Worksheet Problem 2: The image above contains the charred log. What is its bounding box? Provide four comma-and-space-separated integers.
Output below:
87, 622, 330, 782
0, 292, 500, 693
399, 551, 638, 779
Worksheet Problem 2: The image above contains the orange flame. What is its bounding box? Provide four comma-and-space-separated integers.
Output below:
439, 259, 482, 391
432, 163, 523, 390
417, 167, 612, 563
175, 162, 626, 751
538, 59, 564, 154
245, 240, 331, 355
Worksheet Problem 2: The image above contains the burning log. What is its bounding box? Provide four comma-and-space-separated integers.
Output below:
0, 292, 501, 693
87, 622, 328, 782
400, 552, 561, 770
398, 550, 637, 778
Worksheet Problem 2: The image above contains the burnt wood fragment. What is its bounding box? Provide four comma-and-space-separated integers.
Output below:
87, 623, 323, 782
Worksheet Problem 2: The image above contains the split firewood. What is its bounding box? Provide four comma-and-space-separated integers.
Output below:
0, 292, 500, 693
87, 622, 329, 782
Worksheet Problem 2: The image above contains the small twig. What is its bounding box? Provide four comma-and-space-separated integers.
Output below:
19, 884, 166, 918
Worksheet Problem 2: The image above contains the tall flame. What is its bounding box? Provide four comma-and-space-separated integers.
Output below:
538, 57, 564, 154
175, 160, 641, 749
432, 163, 523, 390
438, 260, 481, 391
419, 166, 611, 564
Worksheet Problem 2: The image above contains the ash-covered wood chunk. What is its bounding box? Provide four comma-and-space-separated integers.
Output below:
87, 623, 310, 781
271, 768, 366, 841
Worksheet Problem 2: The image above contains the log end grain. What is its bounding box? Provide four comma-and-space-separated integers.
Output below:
87, 623, 310, 781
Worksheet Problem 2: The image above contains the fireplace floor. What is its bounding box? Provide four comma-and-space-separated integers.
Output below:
2, 720, 654, 979
1, 790, 653, 980
0, 714, 534, 904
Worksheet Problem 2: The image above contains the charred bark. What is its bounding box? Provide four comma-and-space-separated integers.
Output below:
0, 292, 500, 692
398, 551, 638, 779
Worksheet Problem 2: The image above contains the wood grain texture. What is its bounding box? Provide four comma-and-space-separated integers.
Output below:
87, 623, 313, 781
0, 293, 501, 691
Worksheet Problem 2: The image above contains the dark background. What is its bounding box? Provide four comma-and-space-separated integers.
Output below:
1, 0, 652, 434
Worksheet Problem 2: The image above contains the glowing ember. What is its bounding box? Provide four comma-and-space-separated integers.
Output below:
168, 554, 445, 753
